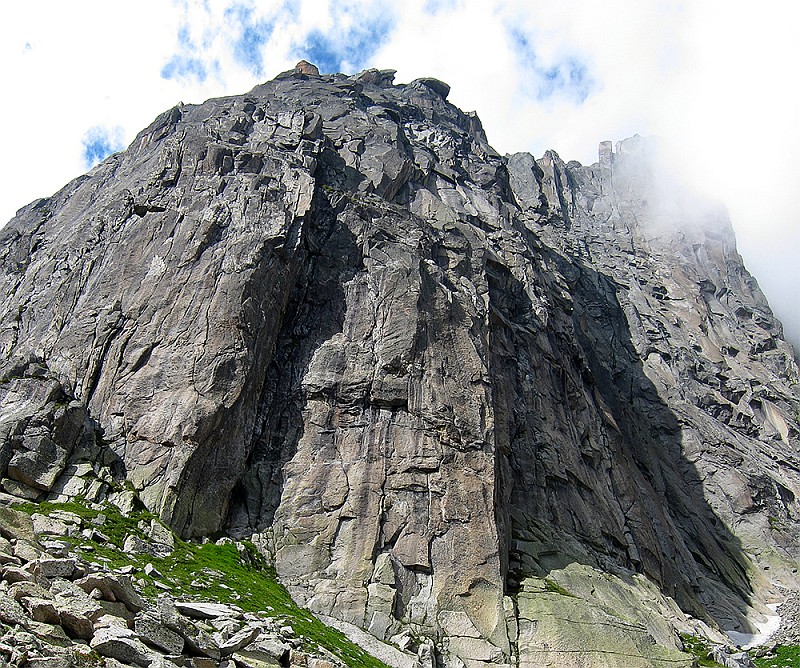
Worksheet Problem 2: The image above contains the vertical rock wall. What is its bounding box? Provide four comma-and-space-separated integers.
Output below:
1, 67, 798, 667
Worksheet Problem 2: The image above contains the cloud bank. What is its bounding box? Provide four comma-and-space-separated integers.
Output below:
0, 0, 797, 348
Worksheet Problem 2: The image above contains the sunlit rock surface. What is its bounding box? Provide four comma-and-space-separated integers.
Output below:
1, 64, 798, 667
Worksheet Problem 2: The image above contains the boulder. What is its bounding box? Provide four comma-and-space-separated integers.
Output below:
91, 626, 154, 666
13, 539, 42, 562
158, 596, 221, 660
0, 507, 35, 542
51, 579, 105, 624
135, 613, 185, 655
75, 573, 146, 612
710, 646, 757, 668
233, 648, 286, 667
1, 478, 41, 500
96, 599, 137, 623
0, 591, 28, 627
20, 597, 60, 625
294, 60, 320, 76
32, 558, 76, 579
175, 601, 242, 620
146, 520, 175, 554
56, 607, 94, 641
31, 514, 70, 538
7, 437, 69, 491
8, 581, 51, 602
1, 566, 35, 585
219, 624, 261, 656
412, 77, 450, 99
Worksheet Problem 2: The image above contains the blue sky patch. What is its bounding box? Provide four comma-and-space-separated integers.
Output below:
346, 17, 393, 68
537, 59, 593, 102
299, 3, 393, 74
509, 26, 595, 104
225, 3, 275, 76
161, 17, 210, 83
161, 54, 208, 82
177, 23, 192, 47
423, 0, 461, 15
82, 126, 125, 169
303, 30, 342, 74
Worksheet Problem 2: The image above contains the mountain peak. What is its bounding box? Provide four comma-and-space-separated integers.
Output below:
294, 59, 320, 76
0, 67, 798, 667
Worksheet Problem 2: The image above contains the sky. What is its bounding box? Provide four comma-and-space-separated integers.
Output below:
1, 0, 798, 350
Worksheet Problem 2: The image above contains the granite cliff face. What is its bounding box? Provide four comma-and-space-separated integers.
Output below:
1, 65, 799, 667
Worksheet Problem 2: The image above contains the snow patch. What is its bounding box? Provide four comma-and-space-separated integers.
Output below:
726, 603, 781, 649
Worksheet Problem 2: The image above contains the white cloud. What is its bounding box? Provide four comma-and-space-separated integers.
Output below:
0, 2, 184, 215
82, 125, 126, 168
374, 0, 800, 348
0, 0, 797, 347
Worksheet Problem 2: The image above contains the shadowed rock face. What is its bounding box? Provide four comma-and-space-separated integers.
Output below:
1, 66, 799, 667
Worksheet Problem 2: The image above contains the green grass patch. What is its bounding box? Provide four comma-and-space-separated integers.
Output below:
753, 645, 800, 668
543, 579, 577, 598
17, 498, 157, 570
18, 500, 389, 668
142, 542, 386, 668
679, 634, 725, 667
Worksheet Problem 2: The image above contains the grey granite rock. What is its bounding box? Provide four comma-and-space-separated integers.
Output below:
0, 592, 28, 627
175, 601, 241, 620
32, 558, 76, 580
8, 581, 52, 602
0, 507, 35, 543
233, 646, 286, 667
1, 65, 798, 667
158, 595, 221, 660
75, 573, 145, 613
19, 597, 59, 626
56, 606, 94, 641
218, 624, 261, 656
31, 514, 70, 538
90, 625, 154, 666
135, 612, 185, 655
50, 579, 105, 625
2, 565, 35, 585
13, 539, 41, 563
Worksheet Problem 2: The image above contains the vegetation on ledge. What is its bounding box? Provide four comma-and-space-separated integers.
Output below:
15, 498, 389, 668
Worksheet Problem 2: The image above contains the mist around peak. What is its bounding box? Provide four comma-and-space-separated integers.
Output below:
594, 135, 799, 356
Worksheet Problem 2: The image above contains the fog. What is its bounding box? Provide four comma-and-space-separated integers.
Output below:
604, 136, 799, 354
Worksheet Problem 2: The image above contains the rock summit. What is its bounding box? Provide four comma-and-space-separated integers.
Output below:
1, 64, 798, 667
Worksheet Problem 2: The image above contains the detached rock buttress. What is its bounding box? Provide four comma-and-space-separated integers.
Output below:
1, 65, 799, 667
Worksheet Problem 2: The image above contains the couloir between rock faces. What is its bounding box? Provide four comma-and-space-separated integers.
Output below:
0, 62, 798, 668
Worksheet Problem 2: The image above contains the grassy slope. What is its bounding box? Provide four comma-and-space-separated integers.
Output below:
754, 646, 800, 668
18, 500, 388, 668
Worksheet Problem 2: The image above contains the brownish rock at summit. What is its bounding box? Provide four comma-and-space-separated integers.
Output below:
295, 59, 320, 76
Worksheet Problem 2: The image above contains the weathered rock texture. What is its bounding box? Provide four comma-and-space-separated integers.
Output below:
0, 505, 340, 668
1, 65, 799, 667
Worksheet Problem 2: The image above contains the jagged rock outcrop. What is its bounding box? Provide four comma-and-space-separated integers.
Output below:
1, 63, 799, 667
